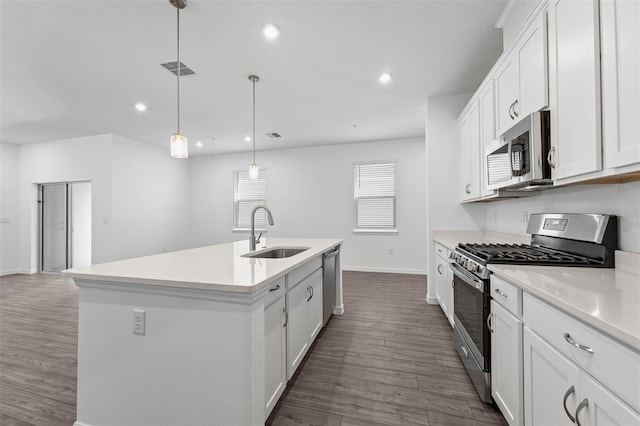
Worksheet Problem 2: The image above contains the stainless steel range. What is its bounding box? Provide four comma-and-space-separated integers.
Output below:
449, 213, 619, 403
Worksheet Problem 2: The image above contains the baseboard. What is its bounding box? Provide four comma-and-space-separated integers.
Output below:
333, 304, 344, 315
74, 422, 90, 426
341, 266, 427, 275
426, 296, 439, 304
0, 269, 24, 277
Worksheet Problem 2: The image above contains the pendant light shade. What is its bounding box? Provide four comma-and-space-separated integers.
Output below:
170, 0, 188, 159
248, 74, 260, 179
171, 133, 188, 158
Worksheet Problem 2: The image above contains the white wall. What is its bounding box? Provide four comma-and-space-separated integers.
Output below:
16, 134, 190, 273
486, 181, 640, 252
190, 139, 428, 274
0, 142, 20, 275
425, 94, 487, 301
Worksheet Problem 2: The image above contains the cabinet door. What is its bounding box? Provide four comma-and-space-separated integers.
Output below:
264, 297, 286, 417
601, 0, 640, 169
495, 56, 518, 135
459, 112, 472, 201
490, 301, 523, 426
524, 327, 581, 426
435, 255, 448, 318
517, 12, 548, 118
479, 82, 496, 197
548, 0, 602, 180
305, 270, 323, 343
581, 372, 640, 426
286, 280, 309, 380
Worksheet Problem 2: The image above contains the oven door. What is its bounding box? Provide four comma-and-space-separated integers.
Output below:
450, 262, 490, 371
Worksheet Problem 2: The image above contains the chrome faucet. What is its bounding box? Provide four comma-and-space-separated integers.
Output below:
250, 205, 274, 251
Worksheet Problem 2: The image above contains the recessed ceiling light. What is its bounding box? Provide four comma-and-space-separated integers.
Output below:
135, 103, 147, 112
244, 135, 252, 142
263, 23, 281, 40
378, 72, 392, 84
196, 141, 203, 148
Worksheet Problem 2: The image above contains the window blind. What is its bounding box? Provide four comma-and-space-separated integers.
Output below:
353, 162, 397, 231
233, 169, 266, 229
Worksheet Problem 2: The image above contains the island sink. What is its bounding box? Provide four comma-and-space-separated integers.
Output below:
242, 247, 310, 259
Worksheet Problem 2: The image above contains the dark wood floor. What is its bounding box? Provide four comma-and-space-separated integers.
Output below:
267, 272, 507, 426
0, 272, 506, 426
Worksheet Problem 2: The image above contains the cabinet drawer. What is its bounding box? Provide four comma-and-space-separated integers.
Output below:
287, 257, 322, 289
435, 243, 448, 260
523, 293, 640, 412
490, 275, 522, 317
264, 276, 285, 307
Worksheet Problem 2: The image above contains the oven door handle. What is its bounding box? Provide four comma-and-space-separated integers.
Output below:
450, 262, 485, 292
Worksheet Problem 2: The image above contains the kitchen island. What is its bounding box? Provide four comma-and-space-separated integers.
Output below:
63, 238, 343, 426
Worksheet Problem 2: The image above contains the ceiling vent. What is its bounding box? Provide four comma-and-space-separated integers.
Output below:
265, 132, 281, 138
160, 61, 196, 77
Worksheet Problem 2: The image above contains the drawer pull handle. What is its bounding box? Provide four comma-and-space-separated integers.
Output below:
460, 344, 469, 358
269, 284, 280, 292
563, 385, 576, 423
575, 398, 589, 426
563, 333, 594, 353
494, 289, 508, 298
487, 312, 494, 333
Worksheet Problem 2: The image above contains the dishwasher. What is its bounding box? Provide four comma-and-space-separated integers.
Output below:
322, 245, 340, 326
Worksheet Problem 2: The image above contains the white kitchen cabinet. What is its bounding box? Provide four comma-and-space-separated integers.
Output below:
524, 327, 640, 426
495, 11, 548, 135
478, 81, 497, 198
459, 102, 481, 201
286, 268, 323, 380
524, 327, 581, 425
434, 243, 454, 327
490, 299, 523, 426
264, 295, 286, 417
547, 0, 602, 180
601, 0, 640, 169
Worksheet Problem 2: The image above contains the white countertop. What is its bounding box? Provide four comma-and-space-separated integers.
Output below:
433, 230, 529, 251
63, 238, 342, 293
489, 251, 640, 352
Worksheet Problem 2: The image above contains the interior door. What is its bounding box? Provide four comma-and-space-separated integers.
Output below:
40, 182, 92, 272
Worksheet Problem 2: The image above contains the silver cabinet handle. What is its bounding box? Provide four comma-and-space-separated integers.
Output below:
494, 288, 508, 298
269, 284, 280, 292
575, 398, 589, 426
547, 146, 556, 168
310, 285, 314, 300
508, 102, 514, 119
563, 333, 594, 353
563, 385, 576, 423
513, 99, 519, 117
465, 183, 471, 194
306, 286, 314, 302
460, 344, 469, 358
283, 307, 288, 328
487, 312, 494, 333
437, 264, 443, 275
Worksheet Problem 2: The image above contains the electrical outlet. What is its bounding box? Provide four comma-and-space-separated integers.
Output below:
133, 309, 145, 335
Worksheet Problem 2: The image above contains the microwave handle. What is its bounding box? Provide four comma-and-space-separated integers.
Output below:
507, 137, 515, 177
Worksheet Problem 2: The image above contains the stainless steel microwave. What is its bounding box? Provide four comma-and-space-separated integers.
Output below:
486, 111, 552, 191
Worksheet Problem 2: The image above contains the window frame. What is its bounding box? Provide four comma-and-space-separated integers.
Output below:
353, 160, 398, 234
232, 168, 267, 232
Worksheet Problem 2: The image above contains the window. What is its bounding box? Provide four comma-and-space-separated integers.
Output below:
233, 169, 266, 230
353, 161, 397, 232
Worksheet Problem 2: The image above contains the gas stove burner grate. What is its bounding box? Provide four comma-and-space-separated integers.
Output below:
457, 243, 594, 266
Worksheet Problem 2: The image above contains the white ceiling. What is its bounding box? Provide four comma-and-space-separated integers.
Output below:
0, 0, 506, 156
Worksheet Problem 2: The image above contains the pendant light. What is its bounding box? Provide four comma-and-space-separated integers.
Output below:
170, 0, 188, 158
248, 74, 260, 179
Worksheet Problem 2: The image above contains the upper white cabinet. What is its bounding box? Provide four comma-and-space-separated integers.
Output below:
547, 0, 602, 180
601, 0, 640, 169
478, 81, 497, 197
496, 12, 548, 136
459, 102, 481, 201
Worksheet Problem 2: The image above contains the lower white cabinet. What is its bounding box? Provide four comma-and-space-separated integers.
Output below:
524, 327, 640, 425
490, 300, 523, 426
434, 243, 453, 327
264, 296, 286, 417
286, 268, 323, 380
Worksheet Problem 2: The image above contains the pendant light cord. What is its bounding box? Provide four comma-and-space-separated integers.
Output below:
176, 6, 181, 134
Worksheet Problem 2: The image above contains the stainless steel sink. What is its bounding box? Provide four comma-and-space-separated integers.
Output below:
242, 247, 309, 259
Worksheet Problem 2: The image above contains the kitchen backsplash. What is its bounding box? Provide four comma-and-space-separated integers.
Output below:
485, 181, 640, 253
